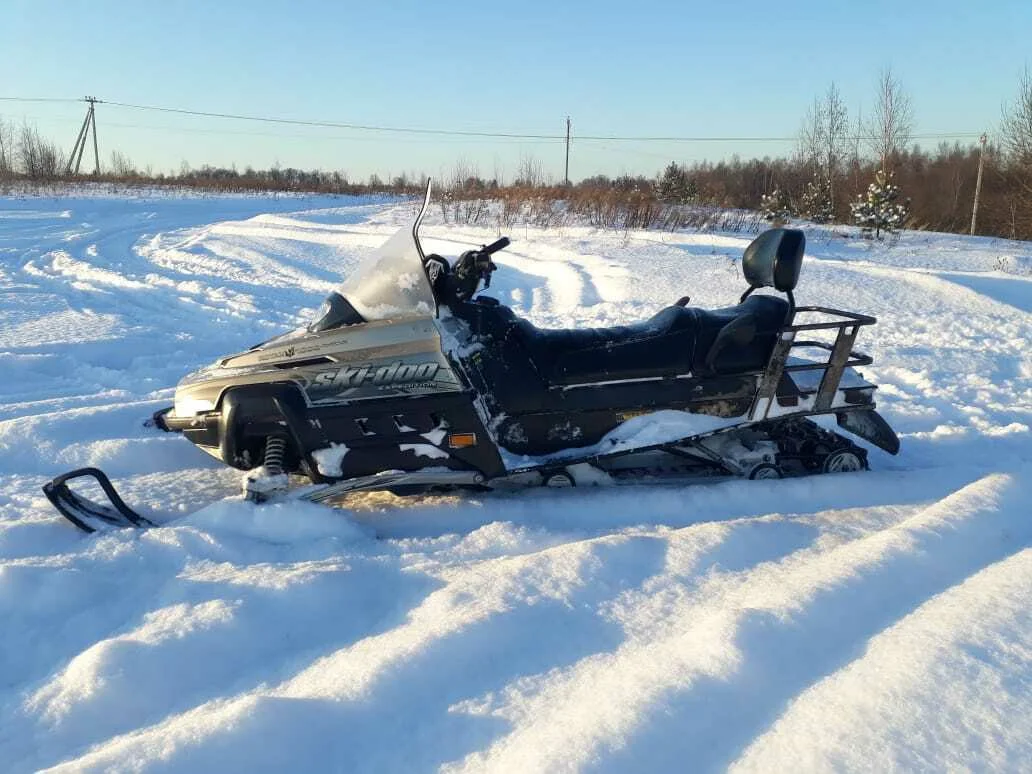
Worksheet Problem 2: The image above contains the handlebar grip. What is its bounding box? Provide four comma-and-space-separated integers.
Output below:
481, 237, 510, 256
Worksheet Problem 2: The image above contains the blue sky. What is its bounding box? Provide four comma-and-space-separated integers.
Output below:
1, 0, 1028, 182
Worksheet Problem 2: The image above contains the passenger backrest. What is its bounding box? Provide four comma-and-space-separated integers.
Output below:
742, 228, 805, 292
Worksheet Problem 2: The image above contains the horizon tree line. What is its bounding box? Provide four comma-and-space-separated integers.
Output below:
1, 67, 1031, 240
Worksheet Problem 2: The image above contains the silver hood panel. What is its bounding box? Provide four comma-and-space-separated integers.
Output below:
173, 317, 464, 419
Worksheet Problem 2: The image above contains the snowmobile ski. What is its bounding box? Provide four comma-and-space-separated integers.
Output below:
42, 467, 157, 533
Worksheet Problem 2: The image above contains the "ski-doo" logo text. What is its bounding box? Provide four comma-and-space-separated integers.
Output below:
310, 361, 440, 389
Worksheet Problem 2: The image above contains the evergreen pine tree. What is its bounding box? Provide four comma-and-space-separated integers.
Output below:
799, 176, 834, 223
657, 162, 696, 204
850, 169, 910, 238
760, 187, 792, 223
658, 162, 680, 202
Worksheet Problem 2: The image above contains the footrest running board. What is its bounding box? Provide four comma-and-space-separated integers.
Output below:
303, 469, 485, 504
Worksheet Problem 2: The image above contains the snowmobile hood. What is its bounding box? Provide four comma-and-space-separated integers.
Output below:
171, 182, 443, 420
171, 315, 448, 419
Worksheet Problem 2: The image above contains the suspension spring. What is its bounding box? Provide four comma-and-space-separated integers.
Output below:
263, 434, 288, 476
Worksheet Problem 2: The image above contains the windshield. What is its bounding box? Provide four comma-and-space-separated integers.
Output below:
311, 226, 435, 330
307, 180, 435, 333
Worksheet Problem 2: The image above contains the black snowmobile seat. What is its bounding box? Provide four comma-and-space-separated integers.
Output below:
690, 227, 803, 375
511, 228, 805, 384
515, 293, 790, 384
454, 227, 804, 386
691, 294, 790, 374
741, 228, 804, 294
515, 305, 698, 384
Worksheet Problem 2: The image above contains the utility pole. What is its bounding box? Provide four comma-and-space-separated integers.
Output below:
970, 133, 987, 235
67, 96, 101, 176
564, 116, 571, 186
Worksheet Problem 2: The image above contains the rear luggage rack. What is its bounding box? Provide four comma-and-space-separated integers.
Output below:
751, 307, 877, 419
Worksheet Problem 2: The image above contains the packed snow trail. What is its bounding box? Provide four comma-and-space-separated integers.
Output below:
0, 191, 1029, 772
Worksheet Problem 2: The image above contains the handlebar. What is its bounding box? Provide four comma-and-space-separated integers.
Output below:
481, 237, 510, 256
448, 236, 511, 301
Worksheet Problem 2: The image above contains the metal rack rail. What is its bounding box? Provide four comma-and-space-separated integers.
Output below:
750, 307, 877, 419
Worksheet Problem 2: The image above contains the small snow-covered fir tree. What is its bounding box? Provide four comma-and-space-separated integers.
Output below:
760, 187, 792, 224
800, 175, 834, 224
657, 162, 697, 204
850, 169, 910, 238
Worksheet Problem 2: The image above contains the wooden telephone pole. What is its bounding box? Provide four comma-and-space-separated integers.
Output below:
564, 116, 571, 186
969, 133, 987, 235
67, 96, 101, 175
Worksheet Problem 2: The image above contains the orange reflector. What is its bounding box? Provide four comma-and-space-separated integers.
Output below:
448, 433, 477, 449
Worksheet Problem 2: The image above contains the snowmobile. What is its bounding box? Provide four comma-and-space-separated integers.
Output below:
43, 181, 900, 533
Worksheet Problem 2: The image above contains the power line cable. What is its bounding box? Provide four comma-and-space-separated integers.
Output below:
103, 101, 988, 142
0, 95, 988, 143
26, 114, 565, 144
0, 96, 81, 104
103, 99, 565, 139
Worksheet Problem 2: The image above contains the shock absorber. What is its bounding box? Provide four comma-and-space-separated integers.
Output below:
244, 434, 290, 503
262, 434, 288, 477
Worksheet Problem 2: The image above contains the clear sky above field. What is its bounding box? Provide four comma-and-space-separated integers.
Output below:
1, 0, 1028, 182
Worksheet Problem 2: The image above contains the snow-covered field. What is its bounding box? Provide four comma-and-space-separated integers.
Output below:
1, 191, 1030, 772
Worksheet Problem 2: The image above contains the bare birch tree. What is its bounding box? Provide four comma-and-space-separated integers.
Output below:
515, 154, 543, 187
798, 96, 824, 177
17, 123, 64, 179
1001, 68, 1032, 166
110, 150, 136, 177
867, 68, 914, 169
799, 83, 850, 214
0, 117, 12, 175
1001, 67, 1032, 230
822, 83, 850, 207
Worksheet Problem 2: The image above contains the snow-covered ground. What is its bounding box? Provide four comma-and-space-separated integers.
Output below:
0, 192, 1029, 772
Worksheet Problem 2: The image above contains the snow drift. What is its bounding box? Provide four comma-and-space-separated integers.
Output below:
0, 192, 1029, 772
